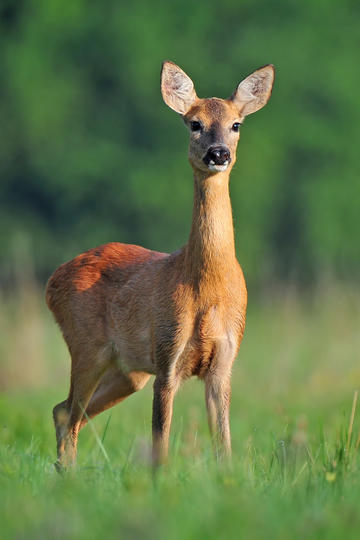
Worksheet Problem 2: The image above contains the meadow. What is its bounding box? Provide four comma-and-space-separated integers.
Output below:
1, 283, 360, 539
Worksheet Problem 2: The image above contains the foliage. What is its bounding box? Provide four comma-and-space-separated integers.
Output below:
0, 0, 359, 288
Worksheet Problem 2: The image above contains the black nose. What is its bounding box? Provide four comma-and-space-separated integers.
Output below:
203, 145, 231, 166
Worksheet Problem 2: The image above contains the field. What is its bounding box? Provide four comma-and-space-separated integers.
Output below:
1, 284, 360, 539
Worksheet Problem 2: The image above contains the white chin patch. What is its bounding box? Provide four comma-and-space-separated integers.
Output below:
208, 161, 229, 172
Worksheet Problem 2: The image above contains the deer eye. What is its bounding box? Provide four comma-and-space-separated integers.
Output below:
232, 122, 242, 132
190, 121, 202, 132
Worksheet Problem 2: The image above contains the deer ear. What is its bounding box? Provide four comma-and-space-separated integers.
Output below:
161, 61, 197, 115
231, 65, 275, 117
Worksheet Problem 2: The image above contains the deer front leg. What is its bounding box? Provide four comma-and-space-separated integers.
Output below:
152, 376, 176, 467
205, 372, 232, 460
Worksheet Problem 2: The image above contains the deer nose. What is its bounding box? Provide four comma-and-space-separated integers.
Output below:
203, 145, 231, 166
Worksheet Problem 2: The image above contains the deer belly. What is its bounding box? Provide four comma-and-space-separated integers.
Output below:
113, 326, 156, 375
109, 286, 157, 374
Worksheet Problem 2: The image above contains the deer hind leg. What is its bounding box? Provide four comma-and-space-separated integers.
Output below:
79, 368, 151, 430
53, 398, 72, 469
53, 351, 109, 471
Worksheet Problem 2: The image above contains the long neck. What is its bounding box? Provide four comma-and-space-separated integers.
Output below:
184, 169, 236, 287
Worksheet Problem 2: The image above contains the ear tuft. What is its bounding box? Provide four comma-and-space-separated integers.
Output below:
161, 61, 197, 115
231, 65, 275, 116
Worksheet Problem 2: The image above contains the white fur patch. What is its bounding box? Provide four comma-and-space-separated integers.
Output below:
208, 161, 229, 172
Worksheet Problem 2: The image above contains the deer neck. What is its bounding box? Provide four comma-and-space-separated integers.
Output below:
184, 169, 236, 289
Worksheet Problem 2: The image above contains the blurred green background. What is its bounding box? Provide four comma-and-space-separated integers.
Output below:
1, 0, 359, 291
1, 2, 360, 539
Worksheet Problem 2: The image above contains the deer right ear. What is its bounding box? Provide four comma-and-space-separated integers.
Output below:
161, 61, 197, 115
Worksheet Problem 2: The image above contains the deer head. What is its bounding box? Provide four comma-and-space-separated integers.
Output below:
161, 61, 275, 175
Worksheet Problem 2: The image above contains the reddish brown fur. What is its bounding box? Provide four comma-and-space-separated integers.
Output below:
47, 61, 274, 470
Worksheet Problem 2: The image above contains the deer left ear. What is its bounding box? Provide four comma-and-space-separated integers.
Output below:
231, 65, 275, 116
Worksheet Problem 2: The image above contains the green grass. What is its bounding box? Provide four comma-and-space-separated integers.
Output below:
1, 285, 360, 539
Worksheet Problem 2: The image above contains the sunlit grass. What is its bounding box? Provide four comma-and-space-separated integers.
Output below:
1, 284, 360, 539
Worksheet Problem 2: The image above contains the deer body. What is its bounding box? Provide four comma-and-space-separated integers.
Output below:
47, 61, 274, 469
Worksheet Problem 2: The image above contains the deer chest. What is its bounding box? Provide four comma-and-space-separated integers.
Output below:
173, 303, 246, 380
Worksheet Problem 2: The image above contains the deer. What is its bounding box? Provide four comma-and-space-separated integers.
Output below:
46, 61, 275, 471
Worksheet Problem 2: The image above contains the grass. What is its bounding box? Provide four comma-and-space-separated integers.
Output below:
1, 284, 360, 539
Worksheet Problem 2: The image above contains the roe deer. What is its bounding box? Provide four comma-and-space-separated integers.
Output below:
46, 61, 275, 470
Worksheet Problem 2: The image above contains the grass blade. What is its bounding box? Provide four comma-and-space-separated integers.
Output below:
79, 403, 110, 464
346, 390, 358, 454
